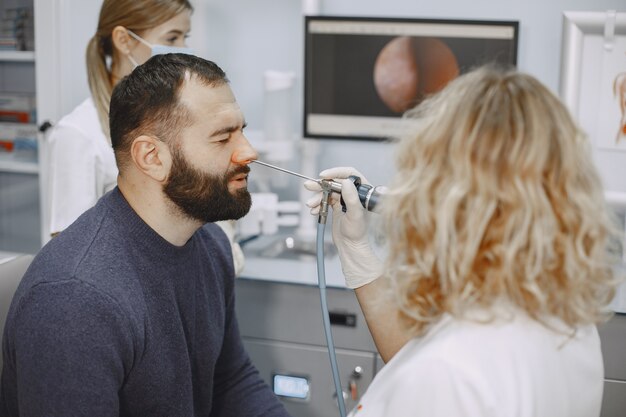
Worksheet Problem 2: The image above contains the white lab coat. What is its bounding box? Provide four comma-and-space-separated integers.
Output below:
350, 308, 603, 417
47, 97, 117, 235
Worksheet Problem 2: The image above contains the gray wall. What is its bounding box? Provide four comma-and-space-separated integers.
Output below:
190, 0, 625, 187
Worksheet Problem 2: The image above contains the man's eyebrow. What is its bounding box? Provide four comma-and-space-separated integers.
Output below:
209, 121, 247, 137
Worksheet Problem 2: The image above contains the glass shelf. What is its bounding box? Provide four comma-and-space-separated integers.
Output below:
0, 153, 38, 174
0, 51, 35, 62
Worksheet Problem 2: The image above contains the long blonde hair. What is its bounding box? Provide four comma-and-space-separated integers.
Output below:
86, 0, 193, 140
383, 66, 622, 336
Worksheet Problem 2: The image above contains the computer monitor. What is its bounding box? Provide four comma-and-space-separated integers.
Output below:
304, 16, 519, 141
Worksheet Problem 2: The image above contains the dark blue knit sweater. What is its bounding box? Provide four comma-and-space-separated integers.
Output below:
0, 188, 289, 417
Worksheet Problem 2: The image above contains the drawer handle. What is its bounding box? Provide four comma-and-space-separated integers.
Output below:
329, 311, 357, 327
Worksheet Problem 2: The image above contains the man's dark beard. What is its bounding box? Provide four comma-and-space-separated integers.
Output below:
163, 148, 252, 223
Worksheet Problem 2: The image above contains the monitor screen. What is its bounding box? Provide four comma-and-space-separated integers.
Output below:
304, 16, 519, 141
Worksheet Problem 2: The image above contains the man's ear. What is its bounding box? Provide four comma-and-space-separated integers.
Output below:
129, 135, 171, 182
111, 25, 135, 56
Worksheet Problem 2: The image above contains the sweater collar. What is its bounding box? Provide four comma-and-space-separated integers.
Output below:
102, 187, 198, 264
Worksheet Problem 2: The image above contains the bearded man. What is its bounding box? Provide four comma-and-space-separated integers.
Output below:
0, 53, 291, 417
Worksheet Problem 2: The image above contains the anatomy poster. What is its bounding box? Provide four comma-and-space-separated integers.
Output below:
597, 37, 626, 150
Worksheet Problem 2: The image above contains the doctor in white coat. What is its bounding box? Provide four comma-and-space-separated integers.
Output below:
306, 66, 621, 417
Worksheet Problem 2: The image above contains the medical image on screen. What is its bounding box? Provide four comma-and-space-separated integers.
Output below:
304, 18, 519, 139
309, 34, 516, 117
373, 36, 459, 113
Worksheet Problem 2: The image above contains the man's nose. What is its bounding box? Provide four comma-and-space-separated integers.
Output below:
231, 134, 258, 164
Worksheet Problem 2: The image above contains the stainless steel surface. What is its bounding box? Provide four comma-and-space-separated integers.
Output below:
244, 234, 337, 261
235, 278, 378, 417
243, 338, 374, 417
598, 314, 626, 416
235, 278, 375, 350
598, 314, 626, 381
600, 380, 626, 417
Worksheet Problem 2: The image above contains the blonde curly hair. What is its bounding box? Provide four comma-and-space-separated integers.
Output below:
383, 66, 622, 336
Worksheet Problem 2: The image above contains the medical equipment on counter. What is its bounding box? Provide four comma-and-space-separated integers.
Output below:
262, 71, 296, 188
264, 71, 295, 156
251, 159, 386, 417
240, 193, 301, 237
294, 139, 320, 241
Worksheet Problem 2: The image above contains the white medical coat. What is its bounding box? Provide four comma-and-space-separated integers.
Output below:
47, 97, 117, 234
350, 309, 603, 417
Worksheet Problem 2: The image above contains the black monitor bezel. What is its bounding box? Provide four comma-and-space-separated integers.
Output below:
303, 15, 520, 141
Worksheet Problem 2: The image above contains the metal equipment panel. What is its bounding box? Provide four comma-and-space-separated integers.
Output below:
243, 338, 376, 417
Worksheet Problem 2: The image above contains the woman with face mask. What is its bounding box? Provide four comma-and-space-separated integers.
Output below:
45, 0, 246, 275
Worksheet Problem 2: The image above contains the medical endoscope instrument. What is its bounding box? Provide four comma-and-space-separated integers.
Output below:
251, 160, 385, 417
251, 160, 386, 213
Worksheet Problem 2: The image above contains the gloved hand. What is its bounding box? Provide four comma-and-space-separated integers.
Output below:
304, 167, 383, 289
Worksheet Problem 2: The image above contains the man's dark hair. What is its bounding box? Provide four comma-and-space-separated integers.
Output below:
109, 53, 228, 170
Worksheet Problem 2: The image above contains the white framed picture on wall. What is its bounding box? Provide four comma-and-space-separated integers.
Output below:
560, 10, 626, 313
560, 10, 626, 206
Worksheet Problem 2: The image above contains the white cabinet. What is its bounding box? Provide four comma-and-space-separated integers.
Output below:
0, 0, 100, 253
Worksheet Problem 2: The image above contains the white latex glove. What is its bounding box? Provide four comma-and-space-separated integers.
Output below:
304, 167, 383, 289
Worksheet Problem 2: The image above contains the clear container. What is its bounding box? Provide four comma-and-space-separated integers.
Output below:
263, 70, 295, 150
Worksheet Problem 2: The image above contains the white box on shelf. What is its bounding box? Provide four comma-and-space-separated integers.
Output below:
0, 122, 38, 141
0, 93, 36, 112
